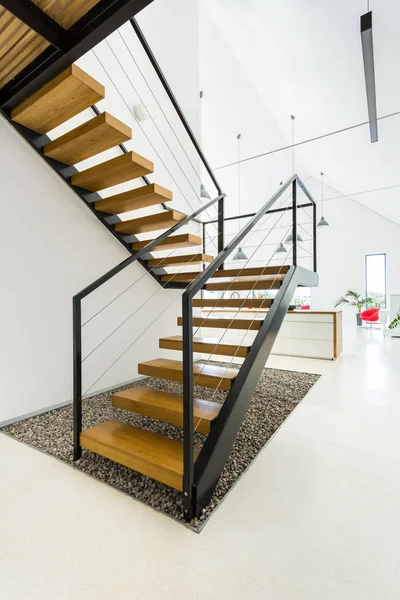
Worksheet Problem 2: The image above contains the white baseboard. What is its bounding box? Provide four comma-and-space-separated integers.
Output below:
0, 374, 148, 428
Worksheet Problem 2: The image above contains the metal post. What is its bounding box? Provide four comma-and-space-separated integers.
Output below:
218, 195, 224, 270
73, 296, 82, 460
313, 201, 317, 272
182, 293, 194, 520
292, 180, 298, 267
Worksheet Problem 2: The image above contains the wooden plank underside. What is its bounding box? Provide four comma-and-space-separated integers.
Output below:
0, 2, 102, 87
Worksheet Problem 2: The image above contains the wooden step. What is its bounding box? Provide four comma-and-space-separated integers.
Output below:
138, 358, 238, 391
148, 253, 214, 268
192, 298, 273, 309
162, 265, 289, 282
95, 183, 173, 215
80, 420, 199, 491
11, 64, 105, 134
71, 151, 153, 192
43, 112, 132, 165
115, 210, 185, 235
160, 335, 251, 358
132, 233, 201, 252
206, 276, 283, 291
112, 386, 220, 434
178, 317, 263, 331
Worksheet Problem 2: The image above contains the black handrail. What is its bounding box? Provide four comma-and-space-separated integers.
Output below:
180, 175, 318, 519
73, 192, 224, 460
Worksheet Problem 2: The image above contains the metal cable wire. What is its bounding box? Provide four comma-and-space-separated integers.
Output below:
100, 41, 221, 247
187, 198, 297, 403
92, 47, 220, 253
118, 28, 202, 187
81, 216, 224, 362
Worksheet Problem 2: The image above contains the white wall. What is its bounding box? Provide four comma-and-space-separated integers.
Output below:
311, 194, 400, 323
199, 3, 400, 323
199, 2, 309, 219
0, 116, 186, 424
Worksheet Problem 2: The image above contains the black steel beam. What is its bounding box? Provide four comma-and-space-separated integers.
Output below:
0, 0, 73, 51
0, 0, 154, 111
193, 266, 319, 513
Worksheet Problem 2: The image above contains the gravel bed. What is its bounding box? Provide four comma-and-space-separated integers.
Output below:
3, 363, 319, 531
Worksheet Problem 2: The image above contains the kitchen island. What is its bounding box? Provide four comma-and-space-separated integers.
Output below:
198, 308, 343, 360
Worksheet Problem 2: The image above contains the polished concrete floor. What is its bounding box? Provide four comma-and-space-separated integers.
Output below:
1, 326, 399, 599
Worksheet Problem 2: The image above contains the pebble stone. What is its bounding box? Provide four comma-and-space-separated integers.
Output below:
3, 362, 319, 531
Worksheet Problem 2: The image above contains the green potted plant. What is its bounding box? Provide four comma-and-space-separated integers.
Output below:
334, 290, 373, 326
389, 309, 400, 331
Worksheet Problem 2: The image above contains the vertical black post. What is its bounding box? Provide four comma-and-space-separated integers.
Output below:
182, 292, 194, 521
218, 195, 224, 270
202, 222, 206, 269
313, 201, 317, 272
73, 295, 82, 460
292, 180, 298, 267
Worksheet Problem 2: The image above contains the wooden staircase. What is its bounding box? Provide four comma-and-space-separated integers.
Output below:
8, 61, 317, 515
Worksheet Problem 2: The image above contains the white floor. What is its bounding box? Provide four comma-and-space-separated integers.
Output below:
1, 326, 400, 600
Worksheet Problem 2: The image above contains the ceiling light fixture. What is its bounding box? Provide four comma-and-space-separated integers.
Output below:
317, 172, 330, 227
233, 133, 248, 262
285, 231, 304, 243
361, 8, 378, 143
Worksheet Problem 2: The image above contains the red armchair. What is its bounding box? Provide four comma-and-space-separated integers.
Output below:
360, 308, 380, 326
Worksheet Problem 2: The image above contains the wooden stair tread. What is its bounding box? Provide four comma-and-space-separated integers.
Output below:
148, 253, 214, 268
192, 298, 273, 309
44, 112, 132, 165
206, 277, 282, 291
71, 151, 154, 192
11, 64, 105, 133
162, 265, 289, 282
138, 358, 238, 391
160, 335, 251, 358
95, 183, 173, 215
80, 419, 199, 491
112, 386, 220, 434
178, 317, 263, 330
115, 210, 186, 235
132, 233, 201, 252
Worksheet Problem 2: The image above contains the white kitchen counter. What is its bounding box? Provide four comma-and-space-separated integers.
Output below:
198, 309, 343, 360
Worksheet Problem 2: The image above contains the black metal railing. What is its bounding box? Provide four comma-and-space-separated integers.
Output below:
202, 179, 317, 273
73, 192, 225, 460
180, 175, 318, 520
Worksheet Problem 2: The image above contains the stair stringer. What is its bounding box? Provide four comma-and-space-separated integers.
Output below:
193, 265, 319, 515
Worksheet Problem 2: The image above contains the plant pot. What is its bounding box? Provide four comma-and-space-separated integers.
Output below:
356, 313, 362, 327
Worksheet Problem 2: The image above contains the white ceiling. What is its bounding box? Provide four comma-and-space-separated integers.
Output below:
201, 0, 400, 226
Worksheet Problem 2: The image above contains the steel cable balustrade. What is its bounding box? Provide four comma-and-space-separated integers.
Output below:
73, 192, 224, 460
178, 190, 299, 437
91, 47, 221, 254
92, 30, 223, 252
80, 220, 225, 399
185, 243, 296, 435
180, 175, 318, 519
80, 211, 224, 366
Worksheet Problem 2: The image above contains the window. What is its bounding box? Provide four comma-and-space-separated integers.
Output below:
365, 253, 386, 308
